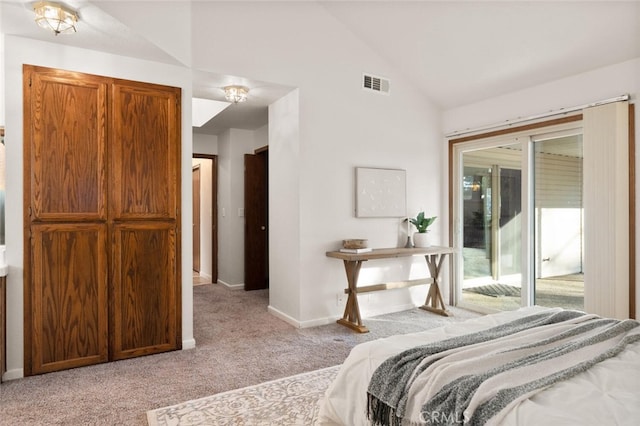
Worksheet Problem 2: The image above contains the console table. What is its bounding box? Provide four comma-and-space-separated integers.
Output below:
326, 246, 454, 333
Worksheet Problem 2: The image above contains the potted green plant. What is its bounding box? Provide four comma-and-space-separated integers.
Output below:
410, 212, 436, 247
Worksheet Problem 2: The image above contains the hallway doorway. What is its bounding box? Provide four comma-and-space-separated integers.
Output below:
192, 155, 218, 285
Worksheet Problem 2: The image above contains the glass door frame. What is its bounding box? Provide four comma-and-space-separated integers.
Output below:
449, 117, 583, 313
530, 129, 585, 310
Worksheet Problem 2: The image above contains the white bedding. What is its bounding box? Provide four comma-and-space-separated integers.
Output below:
317, 306, 640, 425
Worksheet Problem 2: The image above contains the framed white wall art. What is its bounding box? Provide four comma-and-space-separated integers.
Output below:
355, 167, 406, 218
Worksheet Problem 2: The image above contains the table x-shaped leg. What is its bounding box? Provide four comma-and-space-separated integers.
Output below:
336, 259, 369, 333
420, 253, 452, 317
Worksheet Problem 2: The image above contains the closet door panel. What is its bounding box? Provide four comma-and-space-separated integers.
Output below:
109, 79, 181, 361
30, 224, 108, 374
110, 222, 179, 360
24, 65, 181, 375
110, 82, 179, 220
27, 68, 107, 222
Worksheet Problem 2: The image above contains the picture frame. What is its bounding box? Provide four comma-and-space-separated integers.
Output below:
355, 167, 407, 218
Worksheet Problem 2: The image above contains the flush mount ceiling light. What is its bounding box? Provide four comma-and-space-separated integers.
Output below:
33, 1, 79, 35
224, 85, 249, 103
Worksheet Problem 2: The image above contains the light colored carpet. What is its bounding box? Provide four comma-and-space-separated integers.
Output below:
0, 285, 480, 425
147, 366, 340, 426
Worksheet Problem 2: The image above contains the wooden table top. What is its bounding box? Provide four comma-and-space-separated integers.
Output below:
326, 246, 454, 261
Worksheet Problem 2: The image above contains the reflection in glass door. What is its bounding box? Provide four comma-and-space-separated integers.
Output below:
455, 127, 585, 313
460, 144, 523, 311
533, 134, 584, 310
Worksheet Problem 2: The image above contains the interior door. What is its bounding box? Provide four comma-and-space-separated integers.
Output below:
244, 149, 268, 291
110, 79, 181, 359
23, 66, 109, 375
192, 166, 201, 273
193, 154, 218, 283
210, 157, 218, 283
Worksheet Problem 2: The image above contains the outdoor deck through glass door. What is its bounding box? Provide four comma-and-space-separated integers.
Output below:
455, 129, 584, 313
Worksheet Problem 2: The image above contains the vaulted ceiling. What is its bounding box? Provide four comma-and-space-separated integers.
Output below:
2, 1, 639, 134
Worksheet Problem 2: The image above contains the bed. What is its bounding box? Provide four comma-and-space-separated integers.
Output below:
317, 306, 640, 425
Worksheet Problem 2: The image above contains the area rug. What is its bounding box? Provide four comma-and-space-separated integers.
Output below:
463, 283, 521, 298
147, 365, 340, 426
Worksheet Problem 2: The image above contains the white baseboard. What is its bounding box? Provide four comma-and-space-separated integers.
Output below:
267, 305, 301, 327
2, 368, 24, 381
360, 302, 417, 318
217, 280, 244, 290
298, 315, 338, 328
267, 305, 338, 329
198, 272, 212, 281
268, 302, 423, 330
182, 338, 196, 350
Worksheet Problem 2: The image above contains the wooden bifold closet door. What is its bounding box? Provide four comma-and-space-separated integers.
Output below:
23, 65, 181, 375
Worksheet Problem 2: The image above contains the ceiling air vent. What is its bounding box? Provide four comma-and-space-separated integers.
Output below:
363, 73, 390, 95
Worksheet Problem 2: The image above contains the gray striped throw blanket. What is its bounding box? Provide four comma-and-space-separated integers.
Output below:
367, 309, 640, 426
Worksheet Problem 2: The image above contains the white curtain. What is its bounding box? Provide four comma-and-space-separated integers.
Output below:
583, 101, 630, 319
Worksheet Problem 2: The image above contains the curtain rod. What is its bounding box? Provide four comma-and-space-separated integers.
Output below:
445, 94, 630, 138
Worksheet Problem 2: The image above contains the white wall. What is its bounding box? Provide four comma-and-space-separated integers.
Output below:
443, 58, 640, 136
254, 124, 268, 149
2, 36, 195, 379
189, 3, 445, 325
196, 0, 444, 324
193, 133, 218, 155
268, 90, 301, 321
443, 58, 640, 319
191, 2, 445, 325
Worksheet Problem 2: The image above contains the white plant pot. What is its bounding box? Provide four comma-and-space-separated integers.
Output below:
413, 232, 430, 248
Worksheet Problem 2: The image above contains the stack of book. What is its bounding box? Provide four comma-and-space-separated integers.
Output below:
340, 239, 372, 253
339, 247, 373, 253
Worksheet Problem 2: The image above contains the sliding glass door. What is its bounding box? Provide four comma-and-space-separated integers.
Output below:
459, 143, 523, 311
532, 133, 584, 310
453, 124, 584, 313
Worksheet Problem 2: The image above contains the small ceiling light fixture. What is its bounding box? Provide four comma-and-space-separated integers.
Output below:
224, 85, 249, 104
33, 1, 79, 35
